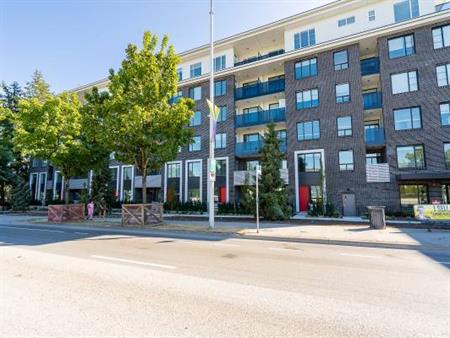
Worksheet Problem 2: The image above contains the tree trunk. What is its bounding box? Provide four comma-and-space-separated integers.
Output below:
0, 182, 5, 211
63, 174, 70, 205
142, 166, 147, 204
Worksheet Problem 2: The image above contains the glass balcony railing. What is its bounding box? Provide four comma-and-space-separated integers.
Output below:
365, 127, 385, 146
235, 139, 287, 157
360, 57, 380, 76
235, 78, 285, 100
363, 92, 382, 110
234, 49, 285, 67
235, 108, 286, 128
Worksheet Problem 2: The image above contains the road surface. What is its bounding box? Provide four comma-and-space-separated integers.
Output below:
1, 221, 449, 337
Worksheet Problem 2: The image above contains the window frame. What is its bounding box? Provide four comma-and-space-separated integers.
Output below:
214, 133, 227, 149
190, 62, 202, 78
399, 184, 429, 207
298, 153, 322, 173
336, 83, 350, 103
390, 70, 418, 94
338, 150, 354, 171
436, 63, 450, 87
296, 88, 319, 109
189, 86, 202, 101
189, 111, 202, 127
214, 79, 227, 96
440, 102, 450, 126
432, 24, 450, 49
393, 106, 422, 131
388, 34, 415, 59
396, 144, 426, 169
444, 143, 450, 168
189, 136, 202, 152
294, 29, 316, 49
337, 116, 353, 137
217, 105, 227, 122
214, 55, 226, 72
294, 57, 318, 80
296, 120, 321, 141
333, 50, 349, 71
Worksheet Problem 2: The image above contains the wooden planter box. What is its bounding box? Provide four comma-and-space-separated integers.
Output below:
121, 203, 163, 226
48, 204, 85, 222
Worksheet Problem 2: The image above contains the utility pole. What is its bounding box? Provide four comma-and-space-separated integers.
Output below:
255, 164, 261, 233
208, 0, 215, 229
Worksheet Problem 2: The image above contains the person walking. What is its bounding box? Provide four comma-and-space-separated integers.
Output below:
87, 200, 95, 220
99, 196, 107, 219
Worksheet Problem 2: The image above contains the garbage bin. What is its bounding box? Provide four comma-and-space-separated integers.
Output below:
367, 206, 386, 229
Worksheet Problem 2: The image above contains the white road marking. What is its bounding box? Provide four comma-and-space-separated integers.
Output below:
8, 227, 65, 234
181, 240, 239, 247
340, 253, 380, 259
269, 247, 303, 253
74, 232, 89, 235
213, 243, 239, 247
91, 255, 176, 270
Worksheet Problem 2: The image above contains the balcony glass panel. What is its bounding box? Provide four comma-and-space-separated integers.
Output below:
363, 92, 382, 110
235, 78, 285, 100
235, 108, 286, 127
365, 127, 385, 146
360, 57, 380, 76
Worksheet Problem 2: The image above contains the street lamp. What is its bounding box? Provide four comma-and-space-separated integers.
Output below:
208, 0, 215, 229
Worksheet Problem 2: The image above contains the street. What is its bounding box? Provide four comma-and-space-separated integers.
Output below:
1, 220, 449, 337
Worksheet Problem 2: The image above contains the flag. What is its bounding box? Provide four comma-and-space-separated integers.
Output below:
206, 98, 220, 121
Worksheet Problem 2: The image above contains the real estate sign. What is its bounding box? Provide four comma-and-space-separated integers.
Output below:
414, 205, 450, 220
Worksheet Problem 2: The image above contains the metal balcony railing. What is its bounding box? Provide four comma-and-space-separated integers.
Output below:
360, 57, 380, 76
235, 78, 285, 100
235, 108, 286, 128
363, 92, 382, 110
234, 49, 285, 67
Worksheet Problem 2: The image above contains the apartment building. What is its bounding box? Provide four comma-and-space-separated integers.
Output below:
30, 0, 450, 215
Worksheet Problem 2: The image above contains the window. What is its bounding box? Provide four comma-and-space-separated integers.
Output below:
244, 133, 260, 143
337, 116, 352, 136
400, 185, 428, 206
214, 80, 227, 96
436, 63, 450, 87
338, 16, 355, 27
214, 55, 226, 71
167, 163, 181, 178
444, 143, 450, 168
441, 102, 450, 126
298, 153, 322, 172
189, 136, 201, 152
432, 24, 450, 49
388, 34, 415, 59
394, 0, 419, 23
190, 62, 201, 78
310, 186, 323, 203
246, 160, 260, 171
277, 129, 287, 142
366, 152, 383, 164
177, 68, 182, 81
294, 29, 316, 49
334, 50, 348, 70
187, 161, 201, 202
295, 57, 317, 80
397, 145, 425, 169
269, 103, 279, 110
121, 166, 133, 201
189, 86, 202, 100
394, 107, 422, 130
336, 83, 350, 103
368, 10, 376, 21
296, 88, 319, 109
217, 105, 227, 122
188, 161, 201, 177
297, 120, 320, 141
189, 111, 201, 127
391, 71, 418, 94
339, 150, 354, 171
215, 133, 226, 149
216, 159, 227, 176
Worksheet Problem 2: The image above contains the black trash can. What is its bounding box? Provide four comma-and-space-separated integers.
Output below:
367, 206, 386, 229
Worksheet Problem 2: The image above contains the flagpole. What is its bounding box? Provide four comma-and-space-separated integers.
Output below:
208, 0, 215, 229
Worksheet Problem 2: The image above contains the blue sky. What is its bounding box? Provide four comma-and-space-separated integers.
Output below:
1, 0, 331, 93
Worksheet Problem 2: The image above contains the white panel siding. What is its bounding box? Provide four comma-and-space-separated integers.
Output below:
366, 163, 390, 183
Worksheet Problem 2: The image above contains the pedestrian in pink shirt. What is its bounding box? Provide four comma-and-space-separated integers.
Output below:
87, 200, 94, 220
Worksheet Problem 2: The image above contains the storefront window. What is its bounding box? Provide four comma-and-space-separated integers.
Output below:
399, 185, 428, 206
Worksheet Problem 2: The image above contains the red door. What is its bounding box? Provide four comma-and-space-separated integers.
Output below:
299, 185, 310, 212
219, 186, 226, 204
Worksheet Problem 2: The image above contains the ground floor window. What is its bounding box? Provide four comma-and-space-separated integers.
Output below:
187, 161, 201, 202
399, 184, 428, 206
121, 166, 134, 202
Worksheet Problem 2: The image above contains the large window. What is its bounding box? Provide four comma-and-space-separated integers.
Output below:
400, 185, 428, 206
217, 105, 227, 122
440, 102, 450, 126
189, 136, 201, 152
393, 107, 421, 130
295, 57, 317, 80
246, 160, 260, 171
214, 55, 226, 72
432, 24, 450, 49
216, 159, 227, 176
189, 86, 202, 100
190, 62, 202, 78
187, 161, 201, 202
294, 29, 316, 49
121, 166, 134, 201
296, 89, 319, 109
397, 145, 425, 169
339, 150, 354, 171
333, 50, 348, 70
391, 71, 418, 94
393, 0, 419, 23
336, 83, 350, 103
297, 120, 320, 141
214, 80, 227, 96
445, 143, 450, 168
167, 163, 181, 178
337, 116, 352, 136
189, 111, 201, 127
436, 63, 450, 87
298, 153, 322, 173
215, 133, 226, 149
388, 34, 415, 59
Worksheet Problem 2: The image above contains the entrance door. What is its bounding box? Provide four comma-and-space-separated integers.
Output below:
299, 185, 310, 212
342, 193, 356, 216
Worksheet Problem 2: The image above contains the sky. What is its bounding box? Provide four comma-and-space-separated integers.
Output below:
0, 0, 332, 93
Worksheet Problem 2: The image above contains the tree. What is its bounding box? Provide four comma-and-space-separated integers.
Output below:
24, 70, 51, 102
13, 92, 88, 204
259, 123, 291, 220
106, 31, 194, 204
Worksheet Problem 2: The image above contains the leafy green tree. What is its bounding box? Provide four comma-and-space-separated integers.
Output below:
259, 123, 291, 220
13, 92, 88, 204
24, 70, 51, 102
106, 31, 194, 204
240, 174, 255, 216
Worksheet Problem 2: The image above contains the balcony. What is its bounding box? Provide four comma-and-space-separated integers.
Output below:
234, 49, 285, 67
366, 163, 390, 183
235, 108, 286, 128
363, 92, 382, 110
235, 139, 287, 157
234, 168, 289, 186
360, 57, 380, 76
365, 127, 385, 147
235, 78, 285, 101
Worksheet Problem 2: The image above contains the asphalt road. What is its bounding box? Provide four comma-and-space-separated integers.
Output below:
1, 222, 449, 337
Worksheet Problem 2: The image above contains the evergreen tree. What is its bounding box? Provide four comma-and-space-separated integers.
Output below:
259, 123, 291, 220
240, 174, 255, 216
90, 159, 113, 213
9, 174, 30, 211
24, 70, 51, 102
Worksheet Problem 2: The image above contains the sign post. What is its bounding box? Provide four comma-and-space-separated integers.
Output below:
208, 0, 215, 229
255, 164, 261, 233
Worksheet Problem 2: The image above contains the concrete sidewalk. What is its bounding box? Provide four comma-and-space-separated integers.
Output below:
2, 214, 449, 251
